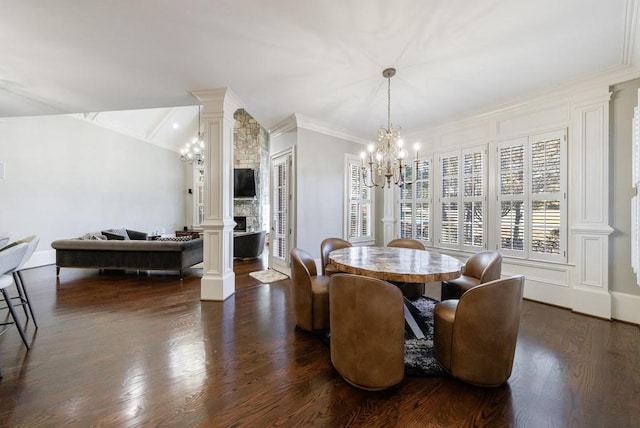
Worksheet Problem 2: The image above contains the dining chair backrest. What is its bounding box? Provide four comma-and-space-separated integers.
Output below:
0, 243, 29, 276
434, 275, 524, 387
462, 250, 502, 283
320, 237, 352, 275
329, 273, 405, 390
386, 238, 425, 250
290, 247, 330, 332
10, 236, 39, 272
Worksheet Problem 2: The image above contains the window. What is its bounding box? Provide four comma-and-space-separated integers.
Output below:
398, 157, 432, 243
440, 153, 459, 246
271, 154, 290, 261
497, 130, 566, 262
346, 155, 373, 243
438, 147, 486, 250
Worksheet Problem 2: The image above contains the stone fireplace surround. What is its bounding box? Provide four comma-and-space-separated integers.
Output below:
233, 109, 268, 232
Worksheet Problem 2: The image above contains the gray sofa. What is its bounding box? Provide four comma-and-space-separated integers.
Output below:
51, 230, 203, 276
234, 230, 266, 259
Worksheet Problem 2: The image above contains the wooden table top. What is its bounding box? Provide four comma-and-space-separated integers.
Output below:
328, 246, 464, 283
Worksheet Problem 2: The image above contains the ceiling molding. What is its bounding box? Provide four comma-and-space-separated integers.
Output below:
269, 114, 297, 138
296, 114, 369, 145
269, 113, 368, 145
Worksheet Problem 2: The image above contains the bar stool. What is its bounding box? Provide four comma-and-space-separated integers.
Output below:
0, 243, 31, 350
4, 236, 40, 327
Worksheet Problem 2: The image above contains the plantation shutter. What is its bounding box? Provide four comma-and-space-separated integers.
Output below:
272, 157, 288, 259
398, 158, 431, 242
346, 157, 372, 242
440, 154, 459, 245
462, 149, 484, 248
498, 140, 526, 255
530, 136, 562, 256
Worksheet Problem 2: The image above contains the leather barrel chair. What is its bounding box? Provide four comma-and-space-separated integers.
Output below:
441, 250, 502, 301
329, 274, 405, 390
434, 275, 525, 387
387, 238, 426, 299
290, 248, 331, 332
320, 237, 352, 276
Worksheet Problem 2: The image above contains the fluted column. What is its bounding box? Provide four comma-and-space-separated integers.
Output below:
193, 88, 243, 301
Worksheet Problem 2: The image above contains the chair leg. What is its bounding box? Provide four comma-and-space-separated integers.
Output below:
12, 272, 30, 321
1, 288, 30, 350
16, 271, 37, 328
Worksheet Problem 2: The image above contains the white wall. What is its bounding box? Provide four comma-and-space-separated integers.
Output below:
295, 128, 365, 258
0, 114, 186, 267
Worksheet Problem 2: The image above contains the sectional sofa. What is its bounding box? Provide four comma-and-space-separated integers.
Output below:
51, 229, 203, 276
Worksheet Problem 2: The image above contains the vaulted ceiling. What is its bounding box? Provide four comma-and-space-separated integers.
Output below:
1, 0, 638, 151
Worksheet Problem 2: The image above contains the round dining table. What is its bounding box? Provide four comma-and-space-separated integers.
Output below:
328, 246, 463, 283
328, 246, 464, 340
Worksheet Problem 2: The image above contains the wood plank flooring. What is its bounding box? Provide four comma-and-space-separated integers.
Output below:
1, 257, 639, 427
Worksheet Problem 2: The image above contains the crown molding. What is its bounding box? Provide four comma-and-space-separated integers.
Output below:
269, 114, 298, 138
405, 64, 640, 141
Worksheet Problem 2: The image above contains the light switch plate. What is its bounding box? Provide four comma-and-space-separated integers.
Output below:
0, 162, 4, 180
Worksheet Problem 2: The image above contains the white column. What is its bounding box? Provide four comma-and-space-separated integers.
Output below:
570, 91, 614, 318
194, 88, 243, 301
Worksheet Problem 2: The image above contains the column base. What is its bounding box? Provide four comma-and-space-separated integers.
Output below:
201, 271, 235, 301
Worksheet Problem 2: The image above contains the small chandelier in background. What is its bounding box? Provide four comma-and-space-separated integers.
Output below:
361, 68, 419, 188
179, 105, 205, 166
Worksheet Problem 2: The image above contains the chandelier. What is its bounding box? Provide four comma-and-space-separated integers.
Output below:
361, 68, 419, 188
179, 105, 205, 166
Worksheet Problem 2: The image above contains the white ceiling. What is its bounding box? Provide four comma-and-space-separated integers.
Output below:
1, 0, 639, 150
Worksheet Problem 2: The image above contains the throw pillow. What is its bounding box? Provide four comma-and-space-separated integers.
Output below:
102, 230, 127, 240
80, 232, 107, 240
157, 236, 193, 241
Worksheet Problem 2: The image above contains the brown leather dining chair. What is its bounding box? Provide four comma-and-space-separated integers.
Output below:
329, 273, 405, 390
434, 275, 525, 387
440, 250, 502, 300
386, 238, 426, 299
290, 248, 331, 332
387, 238, 425, 250
320, 237, 352, 276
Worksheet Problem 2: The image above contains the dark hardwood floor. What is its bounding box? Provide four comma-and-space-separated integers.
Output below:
1, 257, 639, 427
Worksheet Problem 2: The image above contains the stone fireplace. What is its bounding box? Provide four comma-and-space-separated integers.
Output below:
234, 109, 269, 232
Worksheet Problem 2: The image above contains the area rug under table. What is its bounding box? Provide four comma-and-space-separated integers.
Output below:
403, 296, 448, 377
249, 269, 289, 283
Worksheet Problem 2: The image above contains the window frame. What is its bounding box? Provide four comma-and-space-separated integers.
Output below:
496, 129, 567, 263
436, 146, 487, 251
345, 154, 374, 244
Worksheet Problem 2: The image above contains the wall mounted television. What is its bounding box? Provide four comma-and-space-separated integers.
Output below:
234, 168, 257, 198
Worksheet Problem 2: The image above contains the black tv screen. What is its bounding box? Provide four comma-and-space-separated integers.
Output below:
234, 168, 257, 198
